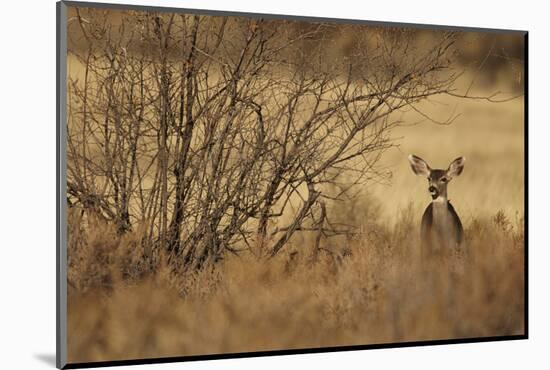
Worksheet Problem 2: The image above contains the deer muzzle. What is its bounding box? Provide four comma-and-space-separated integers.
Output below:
429, 185, 439, 199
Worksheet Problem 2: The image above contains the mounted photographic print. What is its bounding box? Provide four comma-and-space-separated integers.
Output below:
56, 1, 527, 368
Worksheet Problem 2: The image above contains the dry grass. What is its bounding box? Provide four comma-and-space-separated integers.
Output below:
67, 201, 524, 363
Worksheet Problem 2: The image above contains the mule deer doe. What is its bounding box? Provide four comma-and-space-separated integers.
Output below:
408, 154, 465, 256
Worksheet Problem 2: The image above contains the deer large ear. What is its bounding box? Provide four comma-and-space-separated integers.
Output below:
408, 154, 431, 177
447, 157, 465, 178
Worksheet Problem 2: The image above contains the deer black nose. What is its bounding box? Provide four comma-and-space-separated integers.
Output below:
429, 186, 437, 193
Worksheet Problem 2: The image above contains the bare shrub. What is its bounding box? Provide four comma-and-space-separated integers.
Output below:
67, 8, 466, 268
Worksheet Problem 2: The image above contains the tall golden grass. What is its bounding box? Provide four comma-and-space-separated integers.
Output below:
67, 198, 524, 363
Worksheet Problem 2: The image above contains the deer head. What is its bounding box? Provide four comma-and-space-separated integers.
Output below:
408, 154, 465, 200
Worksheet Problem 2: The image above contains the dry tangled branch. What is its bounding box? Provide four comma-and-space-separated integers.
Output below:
67, 10, 475, 270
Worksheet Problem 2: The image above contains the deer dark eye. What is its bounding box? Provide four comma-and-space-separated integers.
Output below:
441, 177, 448, 183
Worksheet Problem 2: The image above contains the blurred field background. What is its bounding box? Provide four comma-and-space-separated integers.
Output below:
369, 87, 524, 223
65, 6, 525, 364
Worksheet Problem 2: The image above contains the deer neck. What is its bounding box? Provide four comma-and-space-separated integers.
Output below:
431, 194, 452, 238
432, 195, 448, 205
